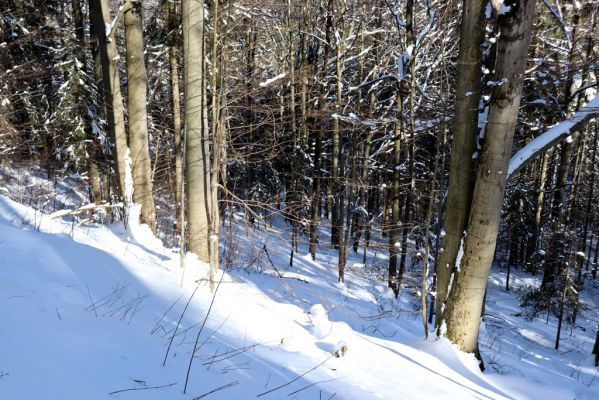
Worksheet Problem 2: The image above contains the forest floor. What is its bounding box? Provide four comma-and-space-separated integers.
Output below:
0, 168, 598, 400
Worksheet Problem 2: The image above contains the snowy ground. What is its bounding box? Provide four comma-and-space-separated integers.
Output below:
0, 172, 598, 399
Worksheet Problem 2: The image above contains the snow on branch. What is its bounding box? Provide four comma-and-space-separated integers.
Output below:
541, 0, 572, 49
105, 1, 128, 40
258, 72, 287, 88
508, 95, 599, 178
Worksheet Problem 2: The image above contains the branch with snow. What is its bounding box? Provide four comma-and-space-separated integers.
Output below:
105, 1, 129, 40
508, 94, 599, 178
258, 72, 287, 88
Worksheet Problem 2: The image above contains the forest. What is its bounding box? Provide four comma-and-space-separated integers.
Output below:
1, 0, 599, 399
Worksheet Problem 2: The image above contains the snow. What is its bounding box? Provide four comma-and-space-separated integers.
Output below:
566, 135, 574, 144
258, 72, 287, 88
1, 171, 599, 399
508, 94, 599, 177
485, 2, 493, 19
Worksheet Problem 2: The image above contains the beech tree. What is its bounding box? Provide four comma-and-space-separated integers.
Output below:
441, 0, 538, 353
434, 0, 486, 330
183, 0, 209, 261
124, 0, 156, 230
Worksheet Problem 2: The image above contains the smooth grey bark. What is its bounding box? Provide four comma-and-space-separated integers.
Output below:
125, 0, 156, 231
442, 0, 537, 353
183, 0, 210, 261
435, 0, 486, 330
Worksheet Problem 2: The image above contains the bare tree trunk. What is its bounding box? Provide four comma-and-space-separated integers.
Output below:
435, 0, 486, 331
89, 0, 130, 202
581, 125, 598, 255
183, 0, 210, 262
442, 0, 537, 353
397, 0, 416, 287
593, 326, 599, 366
72, 0, 102, 203
209, 0, 222, 278
309, 129, 322, 259
168, 0, 184, 236
388, 80, 403, 294
421, 129, 442, 338
324, 0, 339, 248
125, 0, 156, 231
528, 153, 548, 268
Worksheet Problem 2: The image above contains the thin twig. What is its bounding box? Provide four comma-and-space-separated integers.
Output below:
108, 382, 176, 395
287, 377, 339, 397
256, 354, 334, 397
151, 295, 182, 335
193, 381, 239, 399
86, 284, 97, 317
163, 284, 200, 366
263, 245, 283, 277
184, 272, 225, 393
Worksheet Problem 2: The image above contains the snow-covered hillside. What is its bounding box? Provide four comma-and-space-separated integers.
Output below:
0, 192, 597, 399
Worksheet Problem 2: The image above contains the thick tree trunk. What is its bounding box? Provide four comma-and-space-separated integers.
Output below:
442, 0, 537, 353
435, 0, 486, 330
183, 0, 210, 261
125, 0, 156, 231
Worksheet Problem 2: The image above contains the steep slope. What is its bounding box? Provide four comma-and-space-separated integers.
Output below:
0, 194, 597, 399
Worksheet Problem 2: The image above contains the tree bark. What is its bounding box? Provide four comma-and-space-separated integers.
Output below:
183, 0, 210, 261
125, 0, 156, 231
442, 0, 537, 353
435, 0, 486, 330
89, 0, 130, 202
168, 0, 184, 236
389, 82, 402, 295
72, 0, 103, 203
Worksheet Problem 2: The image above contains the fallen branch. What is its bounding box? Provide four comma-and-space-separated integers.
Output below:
50, 202, 124, 219
262, 245, 309, 283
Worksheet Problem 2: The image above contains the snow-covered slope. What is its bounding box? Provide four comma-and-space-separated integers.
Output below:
0, 194, 597, 399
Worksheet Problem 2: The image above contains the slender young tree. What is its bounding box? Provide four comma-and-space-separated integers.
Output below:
168, 0, 184, 235
89, 0, 130, 202
71, 0, 103, 203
